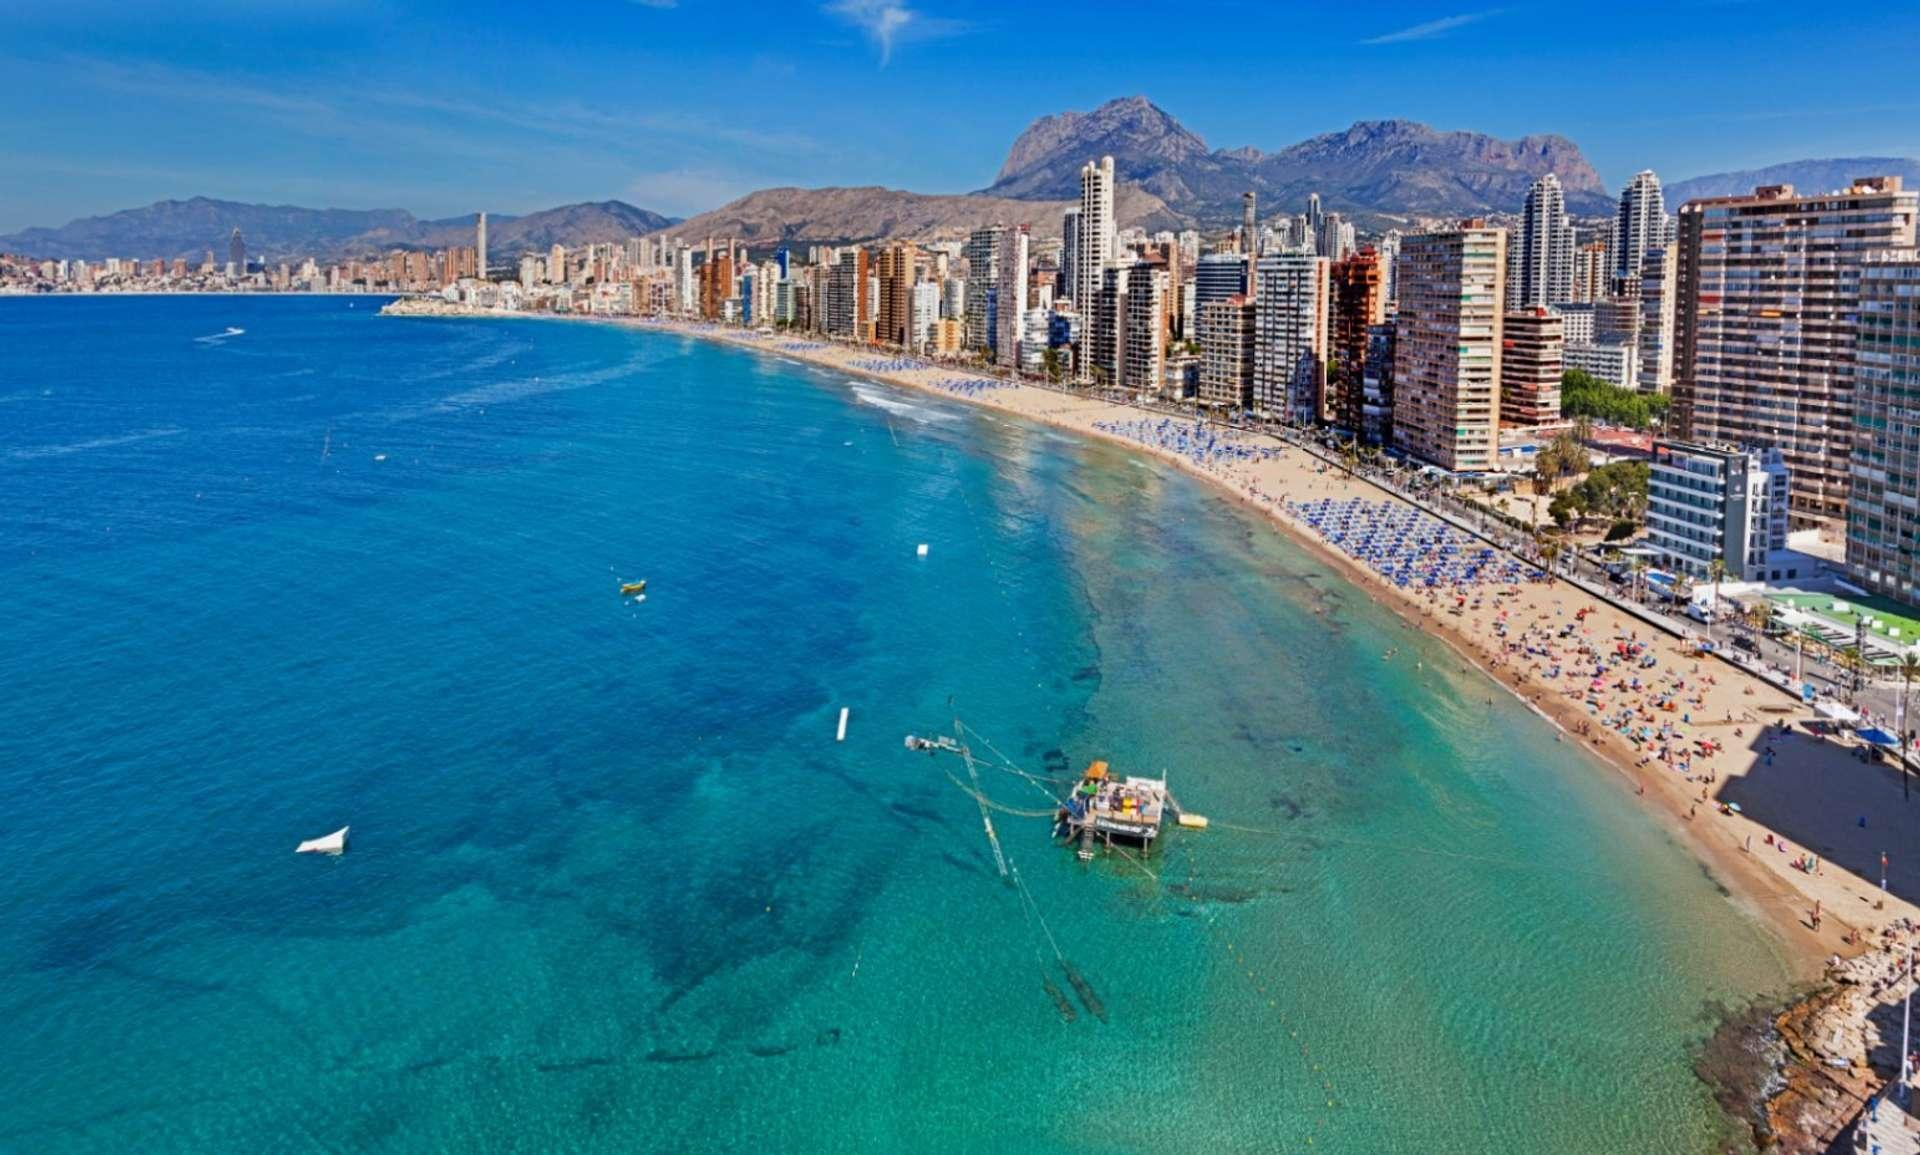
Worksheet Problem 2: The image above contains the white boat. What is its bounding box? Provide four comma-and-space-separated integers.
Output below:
296, 826, 349, 855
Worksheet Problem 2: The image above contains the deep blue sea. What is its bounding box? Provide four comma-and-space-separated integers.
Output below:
0, 296, 1792, 1152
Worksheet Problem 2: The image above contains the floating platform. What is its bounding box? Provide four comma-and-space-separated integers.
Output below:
1061, 761, 1167, 859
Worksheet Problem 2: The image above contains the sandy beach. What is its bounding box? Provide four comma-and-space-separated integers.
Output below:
390, 300, 1920, 1145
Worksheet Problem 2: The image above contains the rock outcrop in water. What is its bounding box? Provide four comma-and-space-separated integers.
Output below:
1704, 946, 1918, 1152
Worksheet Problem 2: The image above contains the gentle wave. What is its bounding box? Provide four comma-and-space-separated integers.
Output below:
847, 383, 954, 424
10, 427, 187, 461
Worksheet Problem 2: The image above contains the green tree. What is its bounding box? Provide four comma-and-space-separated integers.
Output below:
1041, 347, 1064, 383
1560, 370, 1669, 431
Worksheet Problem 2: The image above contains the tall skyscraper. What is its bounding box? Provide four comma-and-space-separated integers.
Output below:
1500, 308, 1564, 425
1636, 245, 1677, 393
824, 247, 870, 339
1673, 176, 1919, 532
876, 244, 915, 348
1197, 296, 1255, 410
1305, 193, 1325, 253
228, 228, 245, 277
1251, 253, 1330, 424
699, 242, 734, 320
1060, 208, 1081, 307
995, 226, 1030, 370
1513, 174, 1574, 308
1329, 249, 1386, 435
1075, 156, 1116, 370
476, 212, 488, 280
1612, 170, 1666, 284
1319, 213, 1352, 263
1241, 192, 1258, 256
963, 225, 1003, 355
1848, 249, 1920, 599
1193, 253, 1248, 313
910, 279, 940, 350
1117, 261, 1169, 394
1391, 222, 1507, 472
549, 243, 567, 285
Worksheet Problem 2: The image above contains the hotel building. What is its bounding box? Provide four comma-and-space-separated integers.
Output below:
1391, 223, 1506, 472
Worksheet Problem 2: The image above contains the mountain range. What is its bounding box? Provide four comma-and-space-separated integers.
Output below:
0, 198, 673, 263
654, 183, 1183, 247
1665, 157, 1920, 204
6, 96, 1915, 259
983, 96, 1615, 222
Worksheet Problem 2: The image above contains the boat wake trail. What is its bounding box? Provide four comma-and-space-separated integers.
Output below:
10, 427, 187, 461
194, 327, 246, 344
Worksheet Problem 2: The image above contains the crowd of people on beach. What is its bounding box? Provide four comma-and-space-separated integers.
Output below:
1092, 418, 1284, 469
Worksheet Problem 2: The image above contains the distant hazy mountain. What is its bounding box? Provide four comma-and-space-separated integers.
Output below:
653, 183, 1185, 247
985, 96, 1614, 222
1667, 158, 1920, 205
438, 201, 674, 256
0, 197, 674, 262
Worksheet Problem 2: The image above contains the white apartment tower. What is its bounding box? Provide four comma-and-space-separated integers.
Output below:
476, 212, 488, 281
1076, 156, 1116, 369
1513, 174, 1575, 308
1061, 207, 1081, 307
1251, 253, 1330, 423
1613, 170, 1666, 284
963, 225, 1003, 355
995, 226, 1030, 371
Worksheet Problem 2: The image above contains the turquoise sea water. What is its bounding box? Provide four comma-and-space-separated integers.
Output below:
0, 296, 1792, 1152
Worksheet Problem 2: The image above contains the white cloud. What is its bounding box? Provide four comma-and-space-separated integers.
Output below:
823, 0, 964, 65
1360, 10, 1499, 45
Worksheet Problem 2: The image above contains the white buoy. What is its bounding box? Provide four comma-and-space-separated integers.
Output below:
916, 543, 929, 557
836, 707, 850, 742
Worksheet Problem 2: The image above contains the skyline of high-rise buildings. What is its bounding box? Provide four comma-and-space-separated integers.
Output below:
29, 150, 1920, 610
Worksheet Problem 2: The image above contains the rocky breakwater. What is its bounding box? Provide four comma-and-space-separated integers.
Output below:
1703, 924, 1917, 1152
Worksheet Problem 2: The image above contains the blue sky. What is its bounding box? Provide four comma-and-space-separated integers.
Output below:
4, 0, 1917, 233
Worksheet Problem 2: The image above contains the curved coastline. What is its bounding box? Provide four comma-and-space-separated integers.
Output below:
385, 298, 1918, 1149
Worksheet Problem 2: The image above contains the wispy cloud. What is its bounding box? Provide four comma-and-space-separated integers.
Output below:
1360, 10, 1499, 45
823, 0, 965, 66
627, 0, 676, 7
626, 169, 756, 217
47, 55, 821, 160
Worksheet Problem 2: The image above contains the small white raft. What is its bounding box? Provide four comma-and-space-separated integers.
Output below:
296, 826, 349, 855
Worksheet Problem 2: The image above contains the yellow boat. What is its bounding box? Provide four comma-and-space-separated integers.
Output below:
620, 580, 648, 597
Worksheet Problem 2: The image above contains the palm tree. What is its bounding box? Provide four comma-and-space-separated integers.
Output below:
1629, 556, 1649, 607
1899, 652, 1920, 801
1539, 535, 1563, 577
